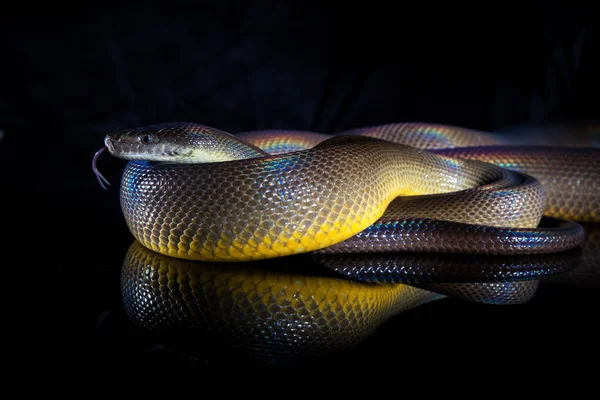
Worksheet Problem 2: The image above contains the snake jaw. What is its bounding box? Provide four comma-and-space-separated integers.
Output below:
92, 146, 111, 190
104, 135, 116, 153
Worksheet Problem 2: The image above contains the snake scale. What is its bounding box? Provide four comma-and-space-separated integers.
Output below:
95, 122, 598, 263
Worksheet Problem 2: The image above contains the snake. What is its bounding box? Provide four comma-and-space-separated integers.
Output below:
94, 122, 598, 263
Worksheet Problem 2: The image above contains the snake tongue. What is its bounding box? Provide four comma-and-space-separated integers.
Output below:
92, 146, 111, 190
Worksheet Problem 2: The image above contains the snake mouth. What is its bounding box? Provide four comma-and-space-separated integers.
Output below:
104, 136, 116, 153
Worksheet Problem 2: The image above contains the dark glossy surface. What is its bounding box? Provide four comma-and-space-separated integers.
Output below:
33, 121, 600, 372
7, 2, 597, 375
47, 176, 599, 371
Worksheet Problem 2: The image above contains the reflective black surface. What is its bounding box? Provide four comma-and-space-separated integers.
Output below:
7, 2, 597, 374
49, 185, 599, 370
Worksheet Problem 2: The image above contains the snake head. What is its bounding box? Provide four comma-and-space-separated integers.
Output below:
104, 122, 267, 163
104, 122, 194, 163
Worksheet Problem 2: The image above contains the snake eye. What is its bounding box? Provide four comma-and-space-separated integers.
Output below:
140, 134, 152, 144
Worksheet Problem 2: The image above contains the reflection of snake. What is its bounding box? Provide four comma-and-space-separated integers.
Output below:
121, 241, 545, 366
545, 223, 600, 287
313, 248, 581, 283
98, 122, 597, 262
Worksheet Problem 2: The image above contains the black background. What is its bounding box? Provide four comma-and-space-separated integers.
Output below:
3, 1, 598, 374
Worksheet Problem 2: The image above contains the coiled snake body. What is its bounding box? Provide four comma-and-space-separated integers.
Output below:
97, 122, 598, 262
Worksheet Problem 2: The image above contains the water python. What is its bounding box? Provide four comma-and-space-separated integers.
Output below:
94, 122, 598, 263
